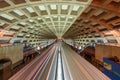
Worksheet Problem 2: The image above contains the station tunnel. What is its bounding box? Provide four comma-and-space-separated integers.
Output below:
0, 0, 120, 80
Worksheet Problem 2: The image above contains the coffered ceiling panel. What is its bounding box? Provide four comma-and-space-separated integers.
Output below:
1, 0, 120, 45
64, 0, 120, 39
0, 0, 92, 40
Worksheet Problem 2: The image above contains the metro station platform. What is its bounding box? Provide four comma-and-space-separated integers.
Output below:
8, 43, 110, 80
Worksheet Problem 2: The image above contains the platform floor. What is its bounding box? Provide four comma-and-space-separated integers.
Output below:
61, 43, 110, 80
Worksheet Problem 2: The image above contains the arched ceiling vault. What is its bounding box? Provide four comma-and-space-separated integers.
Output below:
0, 0, 92, 43
0, 0, 120, 45
64, 0, 120, 44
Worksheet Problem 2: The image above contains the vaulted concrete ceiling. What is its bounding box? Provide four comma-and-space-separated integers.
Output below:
64, 0, 120, 39
0, 0, 92, 40
0, 0, 120, 45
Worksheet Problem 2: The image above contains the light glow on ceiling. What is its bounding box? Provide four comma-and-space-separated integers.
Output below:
45, 16, 50, 18
62, 5, 68, 10
73, 5, 80, 11
37, 18, 41, 20
30, 26, 34, 28
20, 22, 26, 25
69, 16, 74, 19
11, 26, 20, 29
0, 14, 14, 20
50, 5, 57, 10
29, 19, 34, 22
39, 5, 46, 11
26, 7, 34, 13
13, 10, 24, 16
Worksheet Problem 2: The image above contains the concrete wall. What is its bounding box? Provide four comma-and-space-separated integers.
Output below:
95, 44, 120, 62
0, 44, 23, 64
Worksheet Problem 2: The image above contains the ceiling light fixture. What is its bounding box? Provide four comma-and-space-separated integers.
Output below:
0, 14, 14, 20
29, 19, 34, 22
73, 5, 80, 11
26, 7, 34, 13
50, 5, 57, 10
62, 5, 68, 10
13, 10, 24, 16
39, 5, 46, 11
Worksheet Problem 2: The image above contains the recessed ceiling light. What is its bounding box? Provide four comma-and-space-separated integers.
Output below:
20, 22, 26, 25
39, 5, 46, 11
29, 19, 34, 22
26, 7, 34, 13
62, 5, 68, 10
69, 17, 74, 19
0, 14, 14, 20
73, 5, 80, 11
37, 18, 41, 20
11, 26, 20, 29
45, 16, 50, 18
30, 26, 33, 28
50, 4, 57, 10
13, 10, 24, 16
